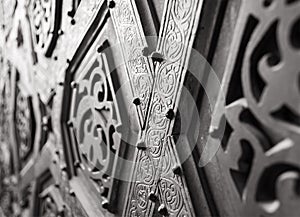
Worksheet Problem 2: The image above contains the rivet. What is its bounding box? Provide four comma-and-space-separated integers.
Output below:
71, 81, 77, 89
100, 186, 108, 196
151, 52, 164, 63
71, 18, 76, 25
172, 165, 182, 175
166, 109, 175, 120
133, 97, 141, 106
67, 120, 73, 128
137, 141, 147, 150
60, 165, 67, 171
148, 191, 157, 202
42, 116, 49, 126
74, 160, 80, 168
69, 189, 75, 196
108, 0, 116, 8
101, 199, 109, 209
142, 47, 150, 57
58, 81, 64, 86
158, 204, 168, 216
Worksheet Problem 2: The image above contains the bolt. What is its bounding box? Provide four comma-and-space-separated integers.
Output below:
71, 81, 77, 89
142, 47, 150, 56
133, 97, 141, 106
71, 18, 76, 25
151, 52, 164, 63
148, 191, 157, 202
101, 198, 109, 209
67, 120, 73, 128
69, 189, 75, 196
158, 204, 168, 216
108, 0, 116, 8
172, 165, 182, 176
60, 165, 67, 171
74, 160, 80, 168
100, 186, 108, 196
137, 141, 147, 150
166, 109, 175, 120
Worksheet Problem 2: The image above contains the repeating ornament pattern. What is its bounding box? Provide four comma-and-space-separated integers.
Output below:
110, 0, 155, 128
68, 52, 122, 209
124, 0, 203, 216
208, 0, 300, 216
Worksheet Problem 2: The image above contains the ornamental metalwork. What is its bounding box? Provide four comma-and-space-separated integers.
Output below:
68, 50, 122, 209
29, 0, 62, 57
118, 0, 204, 216
207, 0, 300, 216
111, 0, 155, 128
1, 0, 300, 216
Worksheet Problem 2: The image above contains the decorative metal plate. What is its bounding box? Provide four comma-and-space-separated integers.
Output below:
110, 0, 155, 128
124, 0, 204, 216
207, 1, 300, 216
67, 45, 122, 211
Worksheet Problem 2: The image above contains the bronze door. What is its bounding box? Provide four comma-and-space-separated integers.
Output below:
0, 0, 299, 216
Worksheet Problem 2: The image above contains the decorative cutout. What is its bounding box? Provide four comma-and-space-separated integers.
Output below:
68, 51, 122, 210
209, 1, 300, 216
30, 0, 62, 57
36, 172, 66, 217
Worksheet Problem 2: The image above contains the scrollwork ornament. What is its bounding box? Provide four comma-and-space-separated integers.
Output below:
124, 0, 203, 216
69, 52, 122, 207
111, 0, 154, 126
30, 0, 62, 57
209, 1, 300, 216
